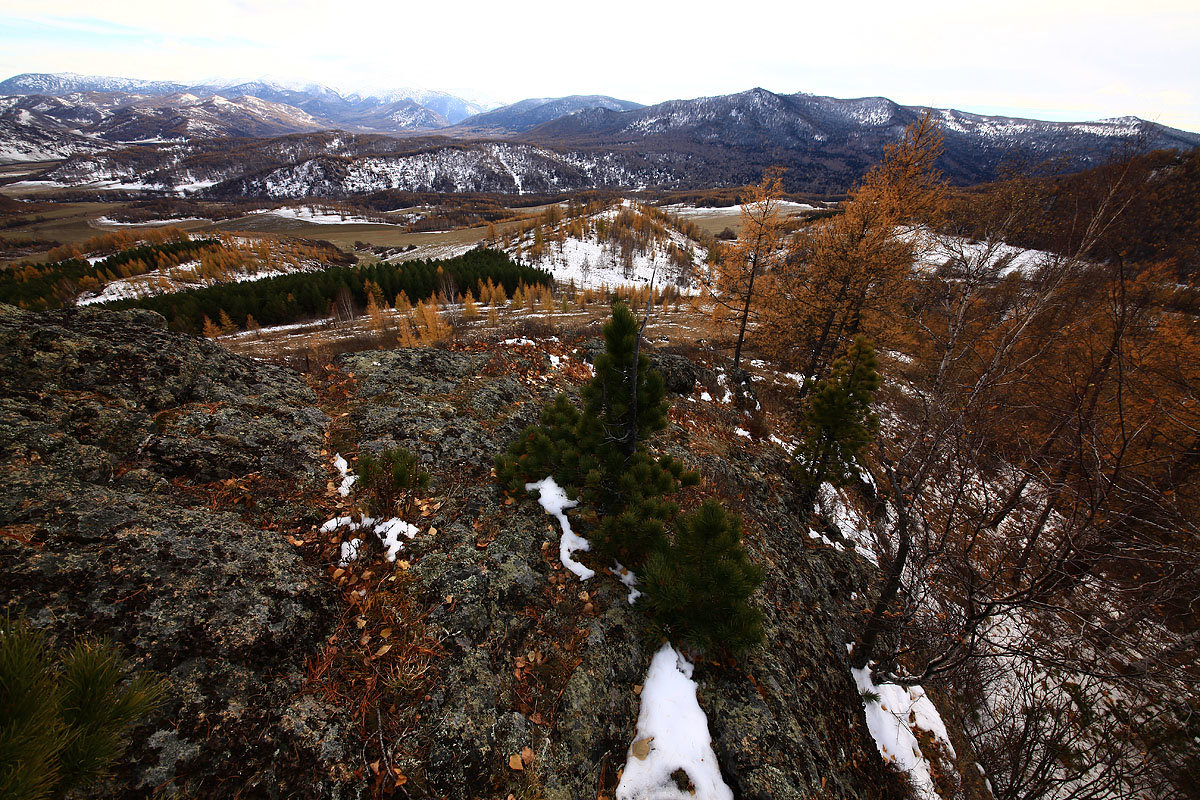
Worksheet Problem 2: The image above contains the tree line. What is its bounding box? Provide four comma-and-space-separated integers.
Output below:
101, 248, 551, 334
0, 237, 219, 310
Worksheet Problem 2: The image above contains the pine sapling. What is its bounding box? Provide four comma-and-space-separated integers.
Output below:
356, 447, 430, 517
793, 335, 881, 505
641, 499, 764, 655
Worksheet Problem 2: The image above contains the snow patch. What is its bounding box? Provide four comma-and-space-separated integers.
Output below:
611, 561, 642, 604
339, 539, 363, 566
851, 662, 956, 800
333, 453, 357, 496
526, 476, 593, 580
617, 643, 733, 800
320, 514, 418, 563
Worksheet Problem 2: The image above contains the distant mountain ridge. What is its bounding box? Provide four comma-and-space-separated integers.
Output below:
449, 95, 646, 135
522, 87, 1200, 190
0, 72, 494, 126
3, 73, 1198, 193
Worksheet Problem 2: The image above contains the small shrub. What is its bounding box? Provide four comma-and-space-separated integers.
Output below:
640, 500, 764, 655
356, 447, 430, 517
0, 617, 166, 800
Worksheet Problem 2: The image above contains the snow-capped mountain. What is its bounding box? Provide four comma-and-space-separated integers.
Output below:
0, 91, 328, 149
6, 74, 1199, 193
31, 133, 684, 197
367, 88, 493, 125
526, 87, 1200, 189
451, 96, 645, 135
0, 72, 188, 97
0, 96, 106, 162
0, 72, 486, 133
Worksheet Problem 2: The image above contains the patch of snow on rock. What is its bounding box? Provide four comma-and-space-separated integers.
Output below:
617, 643, 733, 800
851, 662, 956, 800
333, 453, 357, 496
526, 476, 593, 580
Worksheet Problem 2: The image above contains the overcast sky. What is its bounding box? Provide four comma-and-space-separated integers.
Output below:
1, 0, 1197, 131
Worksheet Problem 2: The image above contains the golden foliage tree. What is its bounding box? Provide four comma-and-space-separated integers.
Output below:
760, 113, 944, 390
707, 167, 788, 374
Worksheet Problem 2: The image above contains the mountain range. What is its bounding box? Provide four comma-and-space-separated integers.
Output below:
2, 72, 1198, 196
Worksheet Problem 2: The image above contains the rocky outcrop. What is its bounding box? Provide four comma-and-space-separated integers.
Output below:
2, 309, 909, 799
0, 305, 349, 798
337, 344, 909, 799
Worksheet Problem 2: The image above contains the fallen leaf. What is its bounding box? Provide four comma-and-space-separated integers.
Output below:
521, 746, 534, 766
380, 628, 393, 639
631, 737, 654, 760
374, 644, 392, 658
508, 754, 524, 771
429, 526, 438, 536
355, 617, 367, 629
332, 568, 345, 579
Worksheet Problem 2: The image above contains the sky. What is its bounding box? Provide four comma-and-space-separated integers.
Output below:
1, 0, 1198, 131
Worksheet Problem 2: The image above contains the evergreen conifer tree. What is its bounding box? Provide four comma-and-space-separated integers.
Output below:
641, 500, 764, 654
793, 335, 881, 503
0, 618, 165, 799
582, 301, 668, 454
495, 302, 697, 566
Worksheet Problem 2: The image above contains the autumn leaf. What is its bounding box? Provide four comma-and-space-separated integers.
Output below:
508, 753, 524, 771
631, 737, 654, 760
521, 746, 534, 766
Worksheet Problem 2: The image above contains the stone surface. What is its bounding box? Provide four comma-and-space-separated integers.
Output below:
0, 305, 351, 798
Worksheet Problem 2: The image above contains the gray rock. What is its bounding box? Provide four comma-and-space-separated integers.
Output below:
0, 306, 351, 799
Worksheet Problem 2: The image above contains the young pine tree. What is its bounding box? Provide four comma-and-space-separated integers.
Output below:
641, 499, 764, 654
0, 618, 165, 800
495, 302, 698, 567
356, 447, 430, 518
582, 300, 668, 455
793, 335, 881, 503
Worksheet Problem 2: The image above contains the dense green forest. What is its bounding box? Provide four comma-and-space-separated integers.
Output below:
101, 248, 551, 333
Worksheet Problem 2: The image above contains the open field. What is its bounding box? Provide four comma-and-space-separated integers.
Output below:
0, 188, 560, 264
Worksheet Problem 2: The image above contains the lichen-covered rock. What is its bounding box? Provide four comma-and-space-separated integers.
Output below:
0, 305, 352, 798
